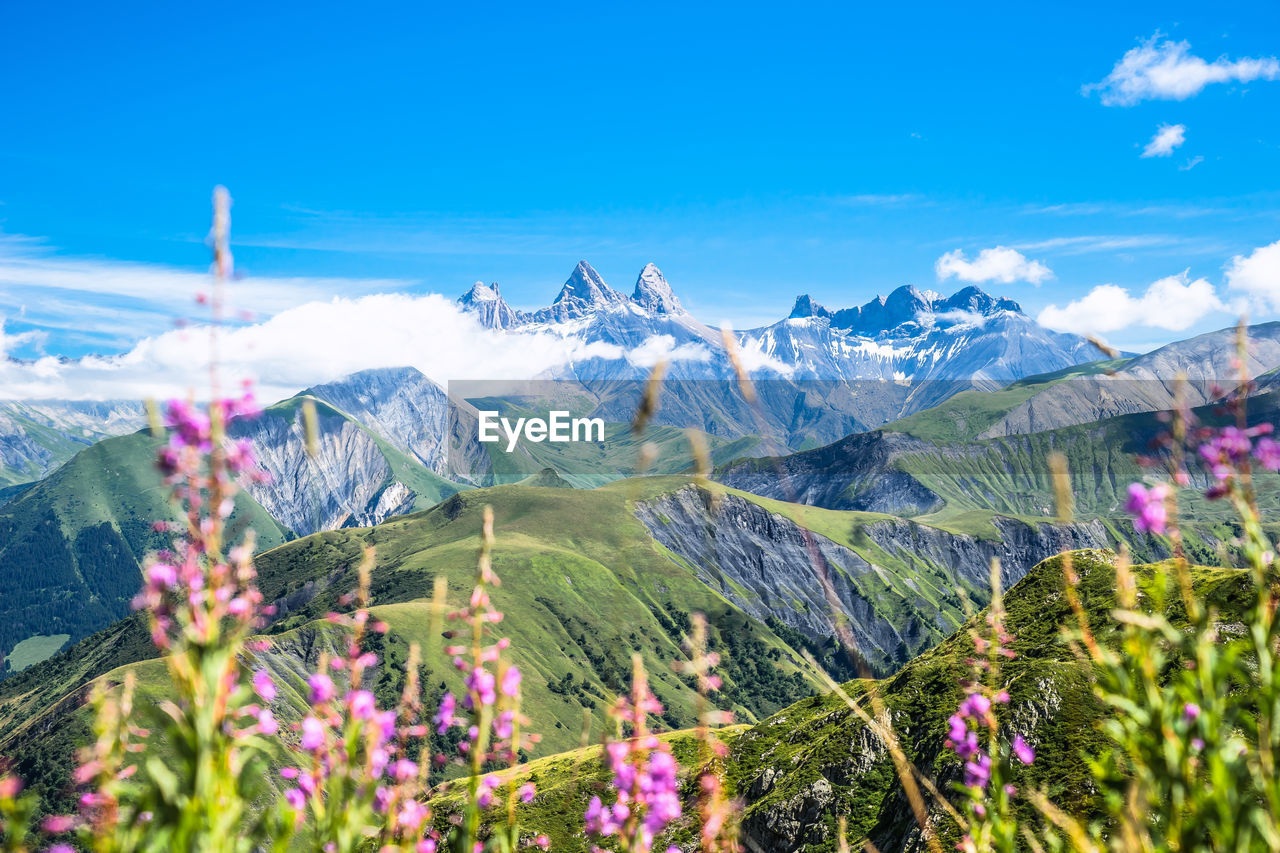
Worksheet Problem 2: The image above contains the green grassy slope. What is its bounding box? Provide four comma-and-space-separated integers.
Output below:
721, 386, 1280, 546
885, 358, 1129, 443
424, 550, 1252, 853
0, 477, 844, 812
0, 430, 290, 669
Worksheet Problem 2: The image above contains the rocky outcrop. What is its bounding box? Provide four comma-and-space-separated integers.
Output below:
304, 367, 490, 484
715, 431, 945, 515
234, 404, 419, 535
635, 487, 1159, 673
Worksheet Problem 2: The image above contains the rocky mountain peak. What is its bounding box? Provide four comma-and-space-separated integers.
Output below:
939, 285, 1022, 316
460, 281, 502, 303
555, 261, 622, 306
789, 294, 832, 320
631, 263, 685, 315
457, 281, 523, 329
538, 261, 629, 321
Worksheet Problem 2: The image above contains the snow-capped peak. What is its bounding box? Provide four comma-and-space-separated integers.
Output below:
460, 281, 502, 303
457, 281, 523, 329
534, 261, 631, 322
631, 263, 685, 315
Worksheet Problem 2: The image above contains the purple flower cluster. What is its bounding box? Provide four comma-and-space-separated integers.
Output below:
1199, 423, 1280, 498
944, 689, 1033, 793
1125, 482, 1171, 535
584, 671, 681, 853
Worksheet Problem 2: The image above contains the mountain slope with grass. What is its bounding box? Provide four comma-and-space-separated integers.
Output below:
718, 380, 1280, 542
0, 479, 1167, 815
0, 430, 289, 672
423, 550, 1253, 853
0, 479, 826, 812
0, 400, 147, 489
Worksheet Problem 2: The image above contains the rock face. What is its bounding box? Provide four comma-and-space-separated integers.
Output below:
230, 399, 464, 536
634, 486, 1141, 672
303, 366, 489, 484
235, 406, 414, 534
631, 263, 685, 315
716, 430, 944, 514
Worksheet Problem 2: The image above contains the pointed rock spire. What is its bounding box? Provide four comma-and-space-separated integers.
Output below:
458, 281, 523, 329
631, 263, 685, 315
536, 261, 629, 321
789, 294, 831, 320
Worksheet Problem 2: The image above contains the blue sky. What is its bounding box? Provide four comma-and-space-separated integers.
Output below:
2, 0, 1280, 361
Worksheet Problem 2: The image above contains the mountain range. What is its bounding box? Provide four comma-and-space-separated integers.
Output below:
458, 260, 1105, 386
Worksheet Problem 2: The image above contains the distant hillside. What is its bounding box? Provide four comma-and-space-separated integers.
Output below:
0, 430, 289, 671
0, 400, 146, 488
717, 376, 1280, 543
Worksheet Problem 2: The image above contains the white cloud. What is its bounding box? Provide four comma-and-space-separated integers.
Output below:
0, 316, 46, 358
1086, 34, 1280, 106
935, 246, 1053, 285
1180, 155, 1205, 171
1141, 123, 1186, 158
0, 293, 656, 402
927, 309, 989, 328
1225, 239, 1280, 312
1038, 272, 1226, 335
623, 334, 712, 369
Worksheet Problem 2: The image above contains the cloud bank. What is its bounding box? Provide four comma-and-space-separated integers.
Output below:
0, 293, 697, 402
1038, 272, 1225, 335
1225, 239, 1280, 313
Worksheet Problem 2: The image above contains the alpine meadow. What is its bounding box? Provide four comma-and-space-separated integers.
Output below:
4, 3, 1280, 852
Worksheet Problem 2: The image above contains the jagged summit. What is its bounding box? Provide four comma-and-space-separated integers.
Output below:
940, 285, 1022, 316
631, 263, 685, 315
789, 294, 831, 320
535, 261, 631, 322
786, 283, 1024, 335
460, 281, 502, 303
457, 281, 522, 329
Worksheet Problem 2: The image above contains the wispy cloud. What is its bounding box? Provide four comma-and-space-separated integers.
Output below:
1086, 33, 1279, 106
1179, 155, 1205, 171
1024, 201, 1232, 219
829, 193, 925, 206
935, 246, 1052, 285
1012, 234, 1181, 254
0, 233, 410, 352
1141, 123, 1186, 158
